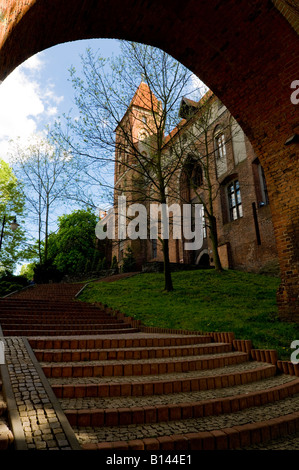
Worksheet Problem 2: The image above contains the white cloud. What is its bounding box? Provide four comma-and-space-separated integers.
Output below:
188, 74, 209, 101
0, 53, 64, 162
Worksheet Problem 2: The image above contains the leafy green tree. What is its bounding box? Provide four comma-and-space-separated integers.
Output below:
0, 270, 29, 296
111, 255, 118, 271
0, 159, 26, 272
48, 208, 101, 275
19, 263, 35, 280
122, 246, 136, 273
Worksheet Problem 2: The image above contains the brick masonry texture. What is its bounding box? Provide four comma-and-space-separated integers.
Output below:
0, 1, 298, 318
2, 282, 299, 450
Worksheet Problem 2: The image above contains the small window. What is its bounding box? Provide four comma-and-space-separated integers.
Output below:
151, 239, 157, 258
192, 164, 203, 188
227, 180, 243, 221
142, 115, 147, 124
138, 129, 148, 141
258, 164, 269, 206
215, 133, 226, 159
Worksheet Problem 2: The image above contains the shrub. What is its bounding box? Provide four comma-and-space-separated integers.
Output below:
33, 261, 64, 284
122, 247, 136, 273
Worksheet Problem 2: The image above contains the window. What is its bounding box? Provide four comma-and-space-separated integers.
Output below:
227, 180, 243, 221
258, 164, 269, 206
142, 115, 147, 124
119, 240, 125, 261
151, 239, 157, 258
138, 129, 148, 140
215, 133, 226, 159
192, 164, 203, 188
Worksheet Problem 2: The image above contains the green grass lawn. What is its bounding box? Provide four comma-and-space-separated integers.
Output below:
78, 269, 299, 360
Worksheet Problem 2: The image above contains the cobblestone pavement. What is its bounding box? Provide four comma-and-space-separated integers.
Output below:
41, 350, 244, 368
48, 358, 265, 385
245, 433, 299, 450
3, 337, 79, 450
59, 374, 295, 410
3, 332, 299, 451
73, 394, 299, 446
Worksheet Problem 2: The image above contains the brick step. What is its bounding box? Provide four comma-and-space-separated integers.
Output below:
0, 311, 123, 323
244, 431, 299, 450
41, 351, 249, 379
0, 312, 115, 320
0, 303, 113, 311
49, 362, 276, 398
64, 376, 299, 428
0, 321, 124, 328
0, 313, 121, 320
29, 334, 211, 350
79, 412, 299, 452
33, 342, 232, 362
0, 304, 112, 314
7, 284, 84, 299
1, 323, 130, 331
0, 298, 107, 308
0, 312, 117, 320
2, 328, 140, 337
0, 320, 128, 328
75, 393, 299, 450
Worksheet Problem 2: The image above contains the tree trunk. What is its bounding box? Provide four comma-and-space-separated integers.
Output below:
162, 238, 174, 291
209, 215, 223, 272
44, 198, 50, 264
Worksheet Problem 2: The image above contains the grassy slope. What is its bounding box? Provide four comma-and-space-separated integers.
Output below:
79, 269, 299, 360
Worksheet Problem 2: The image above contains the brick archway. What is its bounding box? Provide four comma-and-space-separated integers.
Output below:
0, 0, 298, 318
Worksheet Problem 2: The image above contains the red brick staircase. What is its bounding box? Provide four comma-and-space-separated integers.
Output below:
1, 281, 299, 450
0, 284, 139, 337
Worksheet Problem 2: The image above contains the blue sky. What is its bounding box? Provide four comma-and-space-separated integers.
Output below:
0, 38, 205, 271
0, 39, 123, 270
0, 38, 205, 164
0, 39, 123, 162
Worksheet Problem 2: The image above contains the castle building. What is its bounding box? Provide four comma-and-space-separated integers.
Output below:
111, 81, 278, 274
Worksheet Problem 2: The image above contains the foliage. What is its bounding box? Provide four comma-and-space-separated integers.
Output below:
20, 262, 37, 280
48, 208, 100, 275
33, 260, 63, 284
111, 255, 118, 271
10, 136, 80, 264
0, 270, 29, 297
52, 41, 205, 292
121, 246, 136, 273
0, 159, 26, 272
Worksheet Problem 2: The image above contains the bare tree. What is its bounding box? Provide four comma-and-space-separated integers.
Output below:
165, 92, 247, 272
52, 41, 203, 291
10, 136, 80, 264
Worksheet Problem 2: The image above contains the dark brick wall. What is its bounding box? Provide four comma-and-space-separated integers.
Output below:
0, 0, 298, 318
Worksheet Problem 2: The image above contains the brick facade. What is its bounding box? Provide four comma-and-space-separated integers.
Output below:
0, 0, 297, 318
112, 85, 279, 275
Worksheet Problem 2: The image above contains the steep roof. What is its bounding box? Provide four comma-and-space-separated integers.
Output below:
164, 89, 214, 147
129, 80, 160, 113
